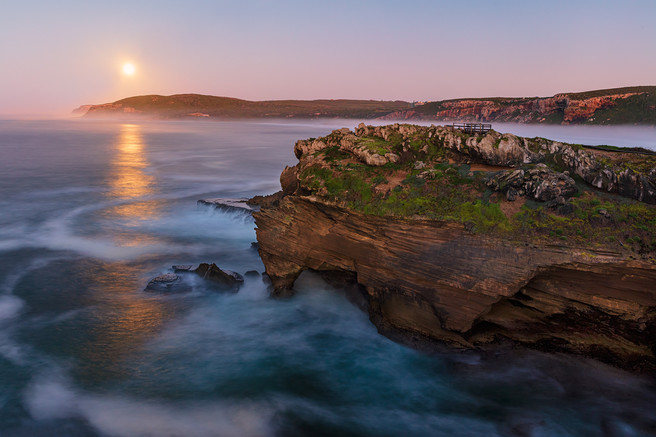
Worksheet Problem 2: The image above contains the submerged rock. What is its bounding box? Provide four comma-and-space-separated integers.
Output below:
145, 273, 191, 293
148, 263, 244, 293
172, 264, 197, 272
244, 270, 260, 278
193, 263, 243, 292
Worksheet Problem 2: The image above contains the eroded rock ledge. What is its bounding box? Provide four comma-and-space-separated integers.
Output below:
253, 123, 656, 372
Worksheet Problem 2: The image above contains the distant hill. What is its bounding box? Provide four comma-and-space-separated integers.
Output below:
77, 94, 410, 120
76, 86, 656, 124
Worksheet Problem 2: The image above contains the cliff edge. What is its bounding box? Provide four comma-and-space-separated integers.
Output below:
253, 123, 656, 372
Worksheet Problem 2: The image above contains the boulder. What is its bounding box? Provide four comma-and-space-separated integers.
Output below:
193, 263, 243, 292
487, 164, 577, 203
144, 273, 191, 293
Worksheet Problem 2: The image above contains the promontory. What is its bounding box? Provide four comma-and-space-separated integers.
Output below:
251, 123, 656, 372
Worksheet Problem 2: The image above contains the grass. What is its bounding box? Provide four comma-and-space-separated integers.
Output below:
511, 193, 656, 251
295, 126, 656, 255
356, 137, 393, 155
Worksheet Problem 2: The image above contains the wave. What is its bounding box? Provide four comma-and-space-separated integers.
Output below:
24, 373, 274, 437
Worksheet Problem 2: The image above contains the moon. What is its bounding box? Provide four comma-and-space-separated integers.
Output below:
122, 63, 136, 76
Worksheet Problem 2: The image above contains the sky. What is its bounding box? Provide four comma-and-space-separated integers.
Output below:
1, 0, 655, 116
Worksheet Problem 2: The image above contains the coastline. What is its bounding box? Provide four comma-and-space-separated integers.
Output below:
251, 123, 656, 372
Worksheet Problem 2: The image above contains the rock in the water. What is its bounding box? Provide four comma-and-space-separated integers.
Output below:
145, 273, 190, 293
172, 264, 196, 272
170, 262, 245, 291
193, 263, 243, 292
244, 270, 260, 278
198, 198, 259, 213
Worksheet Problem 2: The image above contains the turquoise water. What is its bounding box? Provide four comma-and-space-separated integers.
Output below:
0, 119, 654, 436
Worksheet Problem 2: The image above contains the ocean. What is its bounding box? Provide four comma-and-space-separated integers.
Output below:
0, 119, 654, 436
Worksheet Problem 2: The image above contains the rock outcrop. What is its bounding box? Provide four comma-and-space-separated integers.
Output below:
351, 123, 656, 204
253, 123, 656, 372
145, 273, 190, 293
193, 263, 244, 291
486, 164, 577, 204
383, 86, 656, 125
147, 263, 244, 293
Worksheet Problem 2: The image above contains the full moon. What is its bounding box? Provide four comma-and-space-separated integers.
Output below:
122, 63, 136, 75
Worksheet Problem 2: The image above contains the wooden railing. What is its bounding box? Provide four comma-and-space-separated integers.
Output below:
452, 123, 492, 134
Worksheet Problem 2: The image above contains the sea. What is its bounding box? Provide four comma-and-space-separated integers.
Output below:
0, 119, 655, 437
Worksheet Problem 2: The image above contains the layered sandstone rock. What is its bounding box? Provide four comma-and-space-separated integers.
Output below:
382, 89, 653, 124
253, 123, 656, 372
255, 196, 656, 371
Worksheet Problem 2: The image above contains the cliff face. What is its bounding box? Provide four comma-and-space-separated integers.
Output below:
256, 196, 656, 371
253, 123, 656, 372
390, 86, 656, 125
405, 93, 633, 124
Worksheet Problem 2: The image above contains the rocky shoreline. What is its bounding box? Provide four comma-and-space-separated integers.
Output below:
251, 123, 656, 373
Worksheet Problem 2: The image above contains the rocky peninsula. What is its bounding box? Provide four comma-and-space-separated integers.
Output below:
252, 123, 656, 372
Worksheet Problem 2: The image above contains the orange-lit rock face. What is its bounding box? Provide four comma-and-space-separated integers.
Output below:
377, 91, 647, 124
428, 94, 640, 123
255, 196, 656, 372
435, 100, 500, 120
562, 93, 638, 123
253, 124, 656, 372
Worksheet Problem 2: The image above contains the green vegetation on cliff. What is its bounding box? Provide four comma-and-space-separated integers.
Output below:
292, 124, 656, 257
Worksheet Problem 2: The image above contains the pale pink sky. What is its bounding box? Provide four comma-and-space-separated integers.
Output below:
1, 0, 655, 116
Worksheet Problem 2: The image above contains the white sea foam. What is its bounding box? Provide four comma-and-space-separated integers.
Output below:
0, 333, 26, 364
0, 295, 23, 321
1, 194, 257, 262
24, 375, 274, 437
0, 206, 169, 261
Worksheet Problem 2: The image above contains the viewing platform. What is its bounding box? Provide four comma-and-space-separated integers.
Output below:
452, 123, 492, 135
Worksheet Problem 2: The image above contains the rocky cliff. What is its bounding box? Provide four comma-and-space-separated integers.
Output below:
253, 123, 656, 372
387, 86, 656, 125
